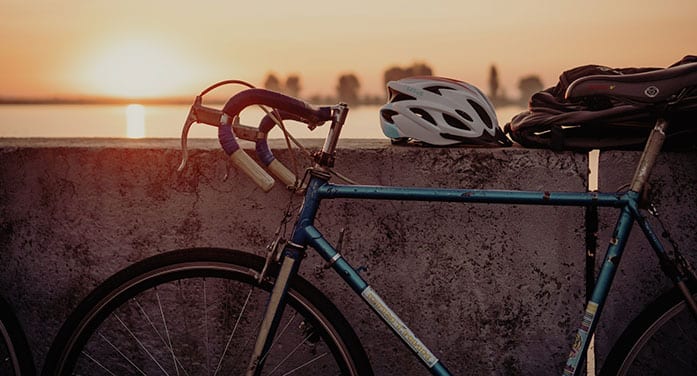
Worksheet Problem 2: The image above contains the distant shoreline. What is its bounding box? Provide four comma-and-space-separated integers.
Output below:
0, 97, 196, 106
0, 96, 528, 108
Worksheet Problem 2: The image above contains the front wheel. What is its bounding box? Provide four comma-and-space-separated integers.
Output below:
42, 248, 372, 375
601, 279, 697, 375
0, 295, 35, 375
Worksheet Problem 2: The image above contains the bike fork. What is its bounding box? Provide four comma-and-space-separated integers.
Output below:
246, 243, 305, 376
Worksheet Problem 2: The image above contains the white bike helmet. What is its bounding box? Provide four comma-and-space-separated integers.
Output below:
380, 76, 512, 146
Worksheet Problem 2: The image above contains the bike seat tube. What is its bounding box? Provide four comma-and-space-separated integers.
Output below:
630, 117, 669, 193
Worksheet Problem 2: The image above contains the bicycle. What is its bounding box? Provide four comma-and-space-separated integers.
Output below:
0, 294, 35, 375
41, 64, 697, 375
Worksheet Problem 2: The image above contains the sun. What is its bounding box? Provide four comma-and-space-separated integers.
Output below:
79, 38, 197, 98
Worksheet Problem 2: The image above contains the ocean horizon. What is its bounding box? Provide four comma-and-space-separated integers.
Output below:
0, 103, 526, 140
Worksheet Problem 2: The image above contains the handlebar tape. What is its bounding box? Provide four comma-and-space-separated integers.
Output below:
255, 110, 306, 187
218, 89, 332, 190
255, 110, 305, 166
218, 124, 275, 192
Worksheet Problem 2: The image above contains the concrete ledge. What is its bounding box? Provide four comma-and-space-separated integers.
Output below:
0, 139, 693, 374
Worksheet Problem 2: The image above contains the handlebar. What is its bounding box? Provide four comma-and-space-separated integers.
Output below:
178, 82, 348, 192
222, 89, 333, 127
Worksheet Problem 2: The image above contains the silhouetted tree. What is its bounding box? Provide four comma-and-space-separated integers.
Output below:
383, 66, 407, 87
406, 62, 433, 77
489, 65, 500, 101
285, 75, 301, 97
264, 73, 282, 92
383, 62, 434, 87
336, 73, 360, 105
518, 75, 544, 105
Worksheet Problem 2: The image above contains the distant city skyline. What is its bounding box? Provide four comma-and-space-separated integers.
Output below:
1, 0, 695, 100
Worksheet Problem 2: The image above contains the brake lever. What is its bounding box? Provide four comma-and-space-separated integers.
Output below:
178, 95, 228, 173
177, 104, 197, 172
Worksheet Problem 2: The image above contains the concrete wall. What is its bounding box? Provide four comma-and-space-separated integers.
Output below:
0, 138, 694, 375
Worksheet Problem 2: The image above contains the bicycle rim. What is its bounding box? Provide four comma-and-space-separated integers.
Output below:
602, 281, 697, 375
43, 248, 371, 375
0, 295, 35, 375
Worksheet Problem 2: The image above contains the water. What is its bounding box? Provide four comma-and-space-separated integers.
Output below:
0, 104, 525, 139
0, 103, 596, 188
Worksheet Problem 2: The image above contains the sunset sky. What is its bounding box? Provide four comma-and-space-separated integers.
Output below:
1, 0, 696, 100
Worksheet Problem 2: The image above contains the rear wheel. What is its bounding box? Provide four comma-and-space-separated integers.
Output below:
601, 280, 697, 375
42, 248, 372, 375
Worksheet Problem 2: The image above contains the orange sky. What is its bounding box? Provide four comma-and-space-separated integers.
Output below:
1, 0, 696, 100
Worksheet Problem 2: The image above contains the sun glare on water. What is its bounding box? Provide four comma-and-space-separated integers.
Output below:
126, 104, 146, 138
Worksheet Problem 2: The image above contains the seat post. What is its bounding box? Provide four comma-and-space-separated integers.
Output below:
630, 117, 670, 193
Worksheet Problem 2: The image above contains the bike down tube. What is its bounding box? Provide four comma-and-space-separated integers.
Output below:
302, 225, 453, 376
295, 173, 454, 374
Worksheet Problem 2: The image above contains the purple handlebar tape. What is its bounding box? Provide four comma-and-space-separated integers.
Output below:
255, 110, 306, 165
218, 124, 240, 156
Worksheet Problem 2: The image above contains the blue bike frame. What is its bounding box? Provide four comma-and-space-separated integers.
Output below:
224, 97, 694, 375
273, 173, 651, 376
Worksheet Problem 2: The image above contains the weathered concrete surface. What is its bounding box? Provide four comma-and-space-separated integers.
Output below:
0, 138, 691, 374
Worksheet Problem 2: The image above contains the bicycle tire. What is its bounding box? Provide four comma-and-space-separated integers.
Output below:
600, 279, 697, 375
0, 294, 35, 375
42, 248, 373, 375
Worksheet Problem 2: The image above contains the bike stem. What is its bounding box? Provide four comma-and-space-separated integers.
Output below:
315, 103, 349, 168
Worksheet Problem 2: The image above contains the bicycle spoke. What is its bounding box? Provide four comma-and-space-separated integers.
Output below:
258, 311, 299, 367
154, 290, 181, 376
43, 249, 366, 375
268, 331, 327, 376
214, 286, 255, 375
82, 350, 119, 376
281, 352, 328, 376
114, 312, 171, 375
95, 331, 147, 375
132, 296, 190, 375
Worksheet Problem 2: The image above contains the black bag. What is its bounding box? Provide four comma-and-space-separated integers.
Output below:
504, 56, 697, 151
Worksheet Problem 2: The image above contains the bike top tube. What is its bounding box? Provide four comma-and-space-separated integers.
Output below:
314, 179, 631, 208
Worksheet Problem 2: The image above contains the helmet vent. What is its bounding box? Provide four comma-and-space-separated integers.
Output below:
424, 85, 455, 96
443, 113, 471, 131
410, 108, 437, 126
467, 99, 494, 128
390, 93, 416, 103
381, 109, 399, 123
455, 110, 473, 122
